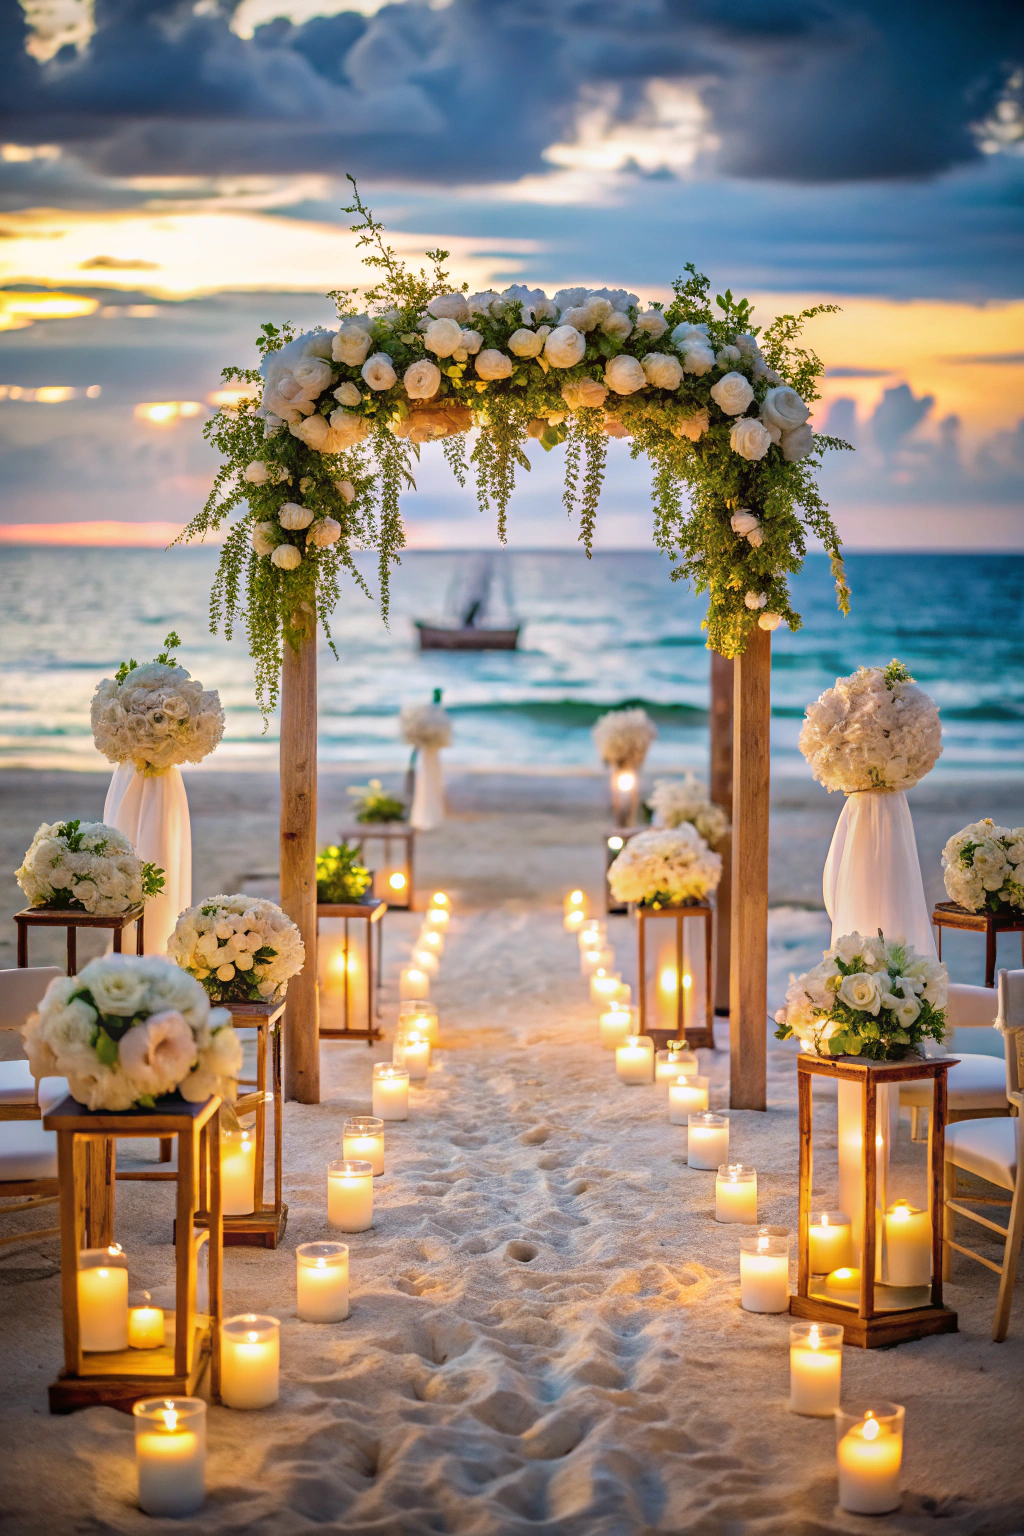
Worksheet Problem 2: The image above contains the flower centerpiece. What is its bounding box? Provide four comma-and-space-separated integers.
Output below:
607, 825, 722, 908
799, 659, 942, 794
648, 772, 730, 845
592, 707, 658, 772
16, 819, 164, 916
168, 895, 305, 1004
400, 699, 453, 752
91, 632, 224, 775
316, 844, 372, 904
774, 932, 948, 1060
941, 819, 1024, 914
21, 954, 242, 1112
348, 778, 406, 824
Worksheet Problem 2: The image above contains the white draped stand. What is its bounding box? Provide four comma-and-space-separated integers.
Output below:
103, 762, 192, 955
410, 746, 446, 833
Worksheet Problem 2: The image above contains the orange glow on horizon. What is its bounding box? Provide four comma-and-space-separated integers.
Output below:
0, 521, 195, 546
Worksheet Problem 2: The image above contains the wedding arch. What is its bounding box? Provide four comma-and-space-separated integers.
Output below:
179, 182, 851, 1106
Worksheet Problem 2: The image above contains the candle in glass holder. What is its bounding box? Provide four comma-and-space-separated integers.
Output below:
426, 904, 450, 930
327, 1159, 374, 1232
563, 889, 590, 928
615, 1035, 655, 1085
582, 942, 614, 979
808, 1210, 853, 1274
687, 1111, 728, 1169
739, 1227, 790, 1313
134, 1397, 205, 1516
418, 927, 444, 959
78, 1245, 128, 1352
411, 947, 439, 977
220, 1315, 280, 1409
789, 1322, 843, 1416
591, 969, 622, 1006
578, 920, 606, 952
400, 965, 430, 1000
669, 1075, 709, 1122
564, 907, 585, 934
399, 1000, 438, 1048
220, 1126, 256, 1216
884, 1200, 931, 1287
715, 1164, 757, 1224
824, 1266, 862, 1302
656, 1047, 697, 1083
128, 1292, 165, 1350
396, 1030, 431, 1080
296, 1241, 349, 1323
836, 1404, 904, 1514
372, 1063, 409, 1121
599, 1004, 635, 1050
612, 981, 632, 1006
431, 891, 450, 909
342, 1116, 385, 1176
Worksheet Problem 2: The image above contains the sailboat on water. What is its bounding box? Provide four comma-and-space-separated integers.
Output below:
415, 553, 521, 651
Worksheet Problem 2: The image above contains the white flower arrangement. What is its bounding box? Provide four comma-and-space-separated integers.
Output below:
647, 773, 730, 845
16, 819, 164, 916
607, 825, 722, 907
168, 895, 305, 1004
941, 819, 1024, 914
798, 659, 942, 794
91, 632, 225, 775
592, 707, 657, 770
774, 932, 948, 1061
21, 954, 242, 1112
401, 701, 453, 750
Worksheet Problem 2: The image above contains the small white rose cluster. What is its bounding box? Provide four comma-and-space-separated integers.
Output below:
400, 700, 453, 750
647, 773, 730, 845
799, 664, 942, 794
941, 819, 1024, 914
17, 820, 159, 916
91, 660, 224, 773
250, 496, 342, 570
22, 954, 242, 1112
168, 894, 305, 1004
591, 706, 657, 771
607, 824, 722, 907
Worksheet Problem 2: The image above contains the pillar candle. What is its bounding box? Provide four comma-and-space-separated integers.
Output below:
599, 1005, 634, 1050
836, 1406, 904, 1515
134, 1398, 205, 1517
327, 1159, 374, 1232
220, 1127, 256, 1217
615, 1035, 654, 1085
884, 1201, 931, 1287
220, 1315, 280, 1409
656, 1047, 698, 1083
431, 891, 450, 909
78, 1247, 128, 1352
128, 1296, 165, 1350
372, 1064, 409, 1121
824, 1266, 862, 1302
564, 907, 585, 934
715, 1165, 757, 1224
808, 1210, 853, 1274
789, 1322, 843, 1416
739, 1227, 790, 1313
296, 1242, 349, 1323
399, 1001, 438, 1047
418, 927, 444, 959
563, 889, 589, 921
669, 1075, 708, 1122
411, 947, 439, 977
398, 1032, 430, 1080
591, 969, 622, 1006
687, 1111, 728, 1168
400, 965, 430, 1000
342, 1117, 385, 1176
578, 921, 605, 952
425, 906, 450, 930
582, 943, 614, 979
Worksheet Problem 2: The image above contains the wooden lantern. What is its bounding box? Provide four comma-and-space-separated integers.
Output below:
340, 824, 414, 909
790, 1052, 958, 1348
16, 904, 145, 974
317, 898, 386, 1044
43, 1093, 222, 1413
636, 902, 714, 1049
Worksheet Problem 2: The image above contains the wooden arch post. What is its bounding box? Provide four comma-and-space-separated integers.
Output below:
280, 605, 320, 1104
709, 651, 733, 1017
729, 626, 771, 1111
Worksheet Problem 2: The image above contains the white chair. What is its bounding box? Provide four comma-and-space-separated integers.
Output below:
943, 969, 1024, 1341
0, 967, 67, 1249
900, 982, 1010, 1140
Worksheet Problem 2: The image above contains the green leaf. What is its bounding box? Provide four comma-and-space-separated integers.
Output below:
94, 1027, 120, 1067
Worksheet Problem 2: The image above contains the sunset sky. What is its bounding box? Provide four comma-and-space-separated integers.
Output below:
0, 0, 1021, 549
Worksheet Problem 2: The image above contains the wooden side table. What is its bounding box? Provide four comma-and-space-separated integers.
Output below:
317, 899, 386, 1044
932, 901, 1024, 988
15, 904, 145, 974
43, 1093, 222, 1413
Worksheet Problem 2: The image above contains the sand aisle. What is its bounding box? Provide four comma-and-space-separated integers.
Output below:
2, 907, 1024, 1535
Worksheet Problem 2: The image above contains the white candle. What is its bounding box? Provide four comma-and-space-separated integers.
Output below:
578, 921, 605, 952
372, 1064, 409, 1121
342, 1116, 385, 1176
220, 1127, 256, 1217
399, 1001, 438, 1048
564, 907, 585, 934
615, 1035, 655, 1085
656, 1047, 698, 1083
398, 1032, 431, 1080
563, 889, 589, 923
78, 1247, 128, 1352
808, 1210, 853, 1274
715, 1164, 757, 1224
884, 1201, 931, 1287
739, 1227, 790, 1312
669, 1075, 709, 1122
581, 943, 614, 979
789, 1322, 843, 1416
411, 947, 439, 976
836, 1405, 904, 1515
134, 1397, 205, 1516
220, 1315, 280, 1409
327, 1159, 374, 1232
425, 906, 450, 930
296, 1241, 349, 1323
400, 965, 430, 1000
824, 1266, 862, 1302
418, 927, 444, 959
431, 891, 450, 908
599, 1005, 634, 1050
687, 1111, 728, 1169
128, 1296, 165, 1350
590, 969, 622, 1006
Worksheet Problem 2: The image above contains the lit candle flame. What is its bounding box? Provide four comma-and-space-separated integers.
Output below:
247, 1331, 259, 1344
809, 1325, 820, 1350
316, 1258, 326, 1270
862, 1416, 880, 1441
389, 872, 407, 890
162, 1406, 179, 1433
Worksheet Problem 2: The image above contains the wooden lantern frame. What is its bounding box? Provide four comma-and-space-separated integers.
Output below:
635, 901, 715, 1050
790, 1052, 958, 1348
44, 1093, 222, 1413
340, 823, 415, 910
317, 898, 386, 1044
15, 904, 145, 973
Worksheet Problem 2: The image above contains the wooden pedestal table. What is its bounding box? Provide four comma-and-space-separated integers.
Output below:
635, 901, 715, 1050
200, 1000, 287, 1248
317, 899, 386, 1044
340, 824, 414, 910
15, 904, 145, 974
932, 901, 1024, 989
44, 1094, 222, 1413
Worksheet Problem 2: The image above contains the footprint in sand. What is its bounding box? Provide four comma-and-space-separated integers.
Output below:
505, 1239, 539, 1263
518, 1125, 551, 1146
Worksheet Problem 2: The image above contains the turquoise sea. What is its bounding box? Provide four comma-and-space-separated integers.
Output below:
1, 548, 1022, 777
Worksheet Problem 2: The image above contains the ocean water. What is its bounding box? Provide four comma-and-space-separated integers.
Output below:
1, 547, 1022, 777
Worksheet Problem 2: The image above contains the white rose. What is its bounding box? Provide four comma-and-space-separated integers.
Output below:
600, 311, 633, 342
544, 326, 586, 368
838, 971, 884, 1015
426, 292, 470, 324
730, 417, 773, 461
334, 479, 355, 504
278, 502, 314, 530
332, 324, 373, 367
641, 353, 683, 390
82, 956, 149, 1015
710, 371, 755, 416
403, 359, 441, 400
634, 310, 668, 338
682, 344, 715, 376
671, 322, 709, 347
744, 591, 768, 609
361, 352, 398, 391
271, 544, 301, 570
333, 382, 362, 408
292, 357, 334, 396
423, 318, 464, 358
307, 517, 341, 547
782, 424, 814, 461
508, 328, 545, 359
561, 377, 609, 410
758, 612, 783, 631
671, 410, 709, 442
730, 510, 762, 544
605, 355, 647, 395
761, 385, 810, 433
325, 409, 372, 449
289, 414, 334, 451
475, 349, 513, 380
243, 461, 268, 484
251, 521, 277, 556
459, 329, 483, 355
715, 346, 742, 368
832, 933, 873, 966
215, 963, 235, 983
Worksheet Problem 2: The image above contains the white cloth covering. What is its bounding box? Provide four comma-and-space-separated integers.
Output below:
410, 745, 446, 832
103, 762, 191, 955
823, 789, 935, 956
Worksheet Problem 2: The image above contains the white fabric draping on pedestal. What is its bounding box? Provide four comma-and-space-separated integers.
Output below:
823, 789, 935, 956
410, 746, 445, 832
103, 762, 191, 955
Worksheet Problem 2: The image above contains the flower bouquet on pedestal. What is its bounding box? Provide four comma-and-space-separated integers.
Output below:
17, 819, 163, 916
168, 895, 305, 1004
941, 819, 1024, 915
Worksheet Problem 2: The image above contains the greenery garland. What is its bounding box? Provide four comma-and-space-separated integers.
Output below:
180, 180, 851, 713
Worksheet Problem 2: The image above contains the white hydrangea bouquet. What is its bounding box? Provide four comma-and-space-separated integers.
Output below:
774, 932, 948, 1061
168, 895, 305, 1004
400, 699, 453, 750
607, 825, 722, 908
22, 954, 242, 1112
16, 819, 164, 916
91, 632, 225, 775
592, 707, 657, 770
648, 772, 730, 845
942, 819, 1024, 914
799, 659, 942, 793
